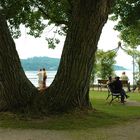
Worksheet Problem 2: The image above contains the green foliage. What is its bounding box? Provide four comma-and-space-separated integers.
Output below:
119, 23, 140, 47
94, 49, 116, 79
133, 51, 140, 83
125, 49, 140, 83
1, 0, 140, 49
112, 0, 140, 26
0, 0, 70, 48
111, 0, 140, 47
91, 49, 124, 83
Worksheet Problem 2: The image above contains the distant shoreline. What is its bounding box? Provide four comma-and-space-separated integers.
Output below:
21, 56, 127, 71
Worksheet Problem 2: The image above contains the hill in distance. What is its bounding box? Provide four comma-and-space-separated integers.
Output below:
21, 56, 127, 71
21, 56, 60, 71
113, 65, 127, 71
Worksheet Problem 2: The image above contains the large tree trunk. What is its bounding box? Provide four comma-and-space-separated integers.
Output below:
0, 0, 114, 114
46, 0, 113, 112
0, 14, 38, 111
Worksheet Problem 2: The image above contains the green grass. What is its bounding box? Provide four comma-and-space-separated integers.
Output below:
0, 91, 140, 130
90, 91, 140, 118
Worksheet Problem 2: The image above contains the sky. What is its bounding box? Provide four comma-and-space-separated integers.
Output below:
14, 20, 133, 70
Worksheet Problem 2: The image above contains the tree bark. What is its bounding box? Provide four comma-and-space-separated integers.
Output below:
46, 0, 113, 112
0, 0, 114, 114
0, 14, 38, 111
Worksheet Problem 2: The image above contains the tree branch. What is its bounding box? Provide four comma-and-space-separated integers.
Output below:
35, 2, 68, 26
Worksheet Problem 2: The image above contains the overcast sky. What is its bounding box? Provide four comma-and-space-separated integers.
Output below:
14, 20, 133, 69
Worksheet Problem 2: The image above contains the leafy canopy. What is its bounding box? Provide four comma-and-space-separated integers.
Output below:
0, 0, 70, 47
1, 0, 140, 48
111, 0, 140, 47
91, 49, 116, 81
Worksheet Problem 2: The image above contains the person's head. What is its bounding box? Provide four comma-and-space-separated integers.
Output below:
39, 69, 42, 71
122, 72, 125, 75
115, 76, 120, 81
43, 68, 46, 71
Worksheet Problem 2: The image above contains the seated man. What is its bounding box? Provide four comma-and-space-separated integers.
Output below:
120, 72, 131, 92
108, 76, 129, 103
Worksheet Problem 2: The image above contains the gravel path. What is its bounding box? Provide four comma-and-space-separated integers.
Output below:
125, 100, 140, 106
0, 120, 140, 140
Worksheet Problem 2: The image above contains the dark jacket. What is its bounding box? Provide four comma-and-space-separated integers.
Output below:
108, 79, 123, 93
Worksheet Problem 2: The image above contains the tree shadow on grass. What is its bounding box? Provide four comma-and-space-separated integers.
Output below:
0, 110, 126, 130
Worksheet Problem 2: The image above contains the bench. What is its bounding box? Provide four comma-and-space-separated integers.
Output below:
98, 79, 129, 91
98, 79, 108, 91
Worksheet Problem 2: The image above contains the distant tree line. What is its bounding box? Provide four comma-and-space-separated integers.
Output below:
20, 56, 126, 72
21, 57, 60, 71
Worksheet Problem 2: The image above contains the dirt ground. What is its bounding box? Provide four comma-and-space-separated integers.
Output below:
0, 120, 140, 140
0, 100, 140, 140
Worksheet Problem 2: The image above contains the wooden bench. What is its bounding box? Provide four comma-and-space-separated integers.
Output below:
98, 79, 129, 91
98, 79, 108, 91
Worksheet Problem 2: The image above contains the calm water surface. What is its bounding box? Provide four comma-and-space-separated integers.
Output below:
25, 70, 134, 87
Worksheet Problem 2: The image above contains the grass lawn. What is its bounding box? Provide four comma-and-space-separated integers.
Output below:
0, 90, 140, 130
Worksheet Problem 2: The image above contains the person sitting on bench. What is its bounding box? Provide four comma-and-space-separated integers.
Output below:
107, 76, 129, 103
120, 72, 131, 92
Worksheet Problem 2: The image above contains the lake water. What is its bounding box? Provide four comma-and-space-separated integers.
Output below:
25, 70, 134, 87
